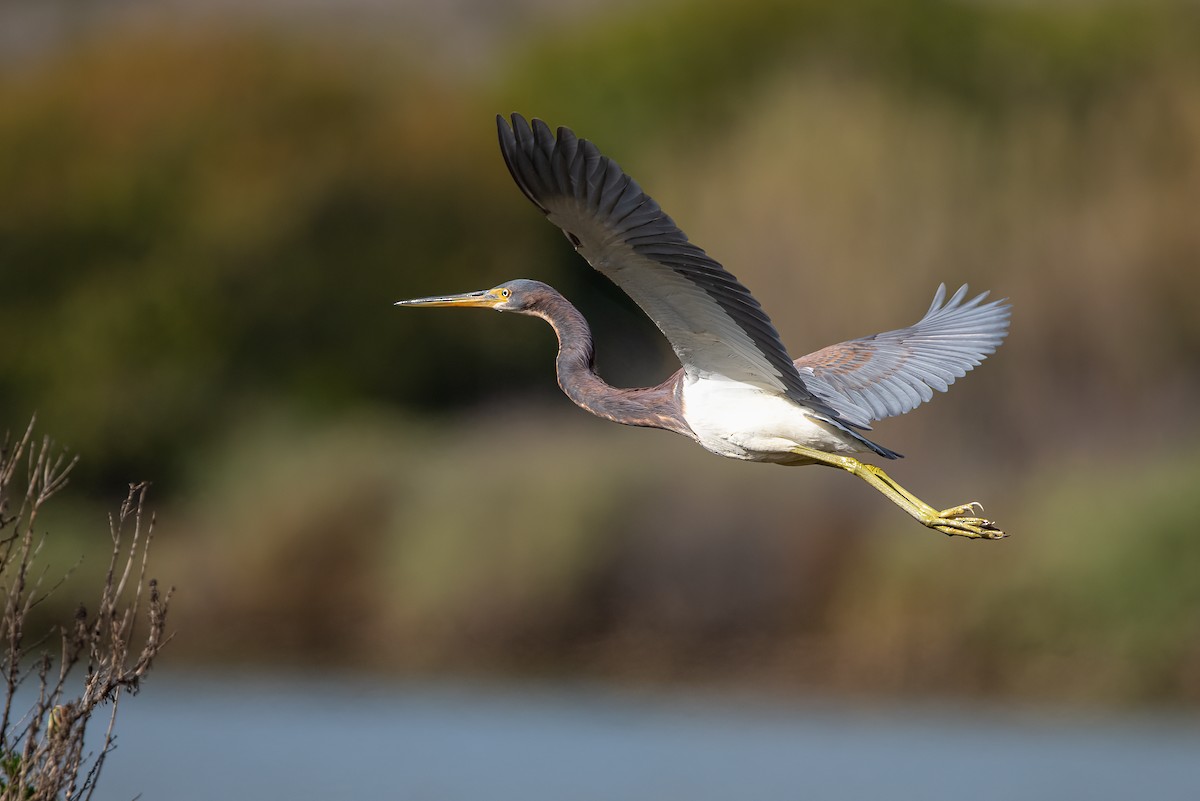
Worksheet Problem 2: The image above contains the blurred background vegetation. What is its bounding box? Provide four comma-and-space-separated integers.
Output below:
2, 0, 1199, 706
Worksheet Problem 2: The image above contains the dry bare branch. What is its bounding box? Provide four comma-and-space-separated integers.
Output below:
0, 421, 173, 801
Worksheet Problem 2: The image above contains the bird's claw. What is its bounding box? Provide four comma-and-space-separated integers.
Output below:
927, 503, 1006, 540
940, 501, 984, 517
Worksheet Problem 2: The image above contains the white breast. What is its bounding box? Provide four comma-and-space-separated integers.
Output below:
680, 374, 867, 462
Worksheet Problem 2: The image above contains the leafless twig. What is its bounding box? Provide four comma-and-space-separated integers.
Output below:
0, 420, 173, 801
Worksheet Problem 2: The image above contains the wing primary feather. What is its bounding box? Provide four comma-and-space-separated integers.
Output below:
583, 141, 608, 209
497, 115, 535, 210
551, 126, 578, 195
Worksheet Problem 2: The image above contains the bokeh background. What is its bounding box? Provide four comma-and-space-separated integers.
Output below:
4, 0, 1200, 722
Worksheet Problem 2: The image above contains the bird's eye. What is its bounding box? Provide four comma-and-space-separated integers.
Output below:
501, 289, 511, 298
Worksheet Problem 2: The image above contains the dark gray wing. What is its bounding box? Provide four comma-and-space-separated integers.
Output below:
497, 113, 870, 429
794, 284, 1011, 422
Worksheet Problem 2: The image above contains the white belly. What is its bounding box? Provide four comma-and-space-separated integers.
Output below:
681, 376, 866, 463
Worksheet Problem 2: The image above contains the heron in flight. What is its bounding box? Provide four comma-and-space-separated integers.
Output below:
397, 114, 1010, 540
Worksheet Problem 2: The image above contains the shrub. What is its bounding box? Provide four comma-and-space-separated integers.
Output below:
0, 421, 171, 801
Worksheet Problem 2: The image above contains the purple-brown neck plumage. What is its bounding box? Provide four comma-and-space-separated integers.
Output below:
522, 287, 694, 439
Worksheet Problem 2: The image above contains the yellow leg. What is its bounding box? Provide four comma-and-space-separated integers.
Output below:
790, 446, 1006, 540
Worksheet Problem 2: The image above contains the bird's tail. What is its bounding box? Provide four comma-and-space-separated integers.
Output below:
856, 432, 903, 460
826, 416, 903, 460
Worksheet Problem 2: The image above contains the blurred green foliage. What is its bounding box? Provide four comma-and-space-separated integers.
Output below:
152, 411, 1200, 703
836, 447, 1200, 703
0, 35, 548, 487
3, 0, 1199, 490
504, 0, 1193, 137
3, 0, 1200, 703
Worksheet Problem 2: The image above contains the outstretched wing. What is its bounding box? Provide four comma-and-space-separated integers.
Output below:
496, 113, 870, 430
794, 284, 1010, 423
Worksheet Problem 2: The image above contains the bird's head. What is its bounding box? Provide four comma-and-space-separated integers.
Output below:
394, 279, 553, 314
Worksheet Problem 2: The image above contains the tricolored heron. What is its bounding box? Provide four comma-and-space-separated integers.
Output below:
397, 114, 1010, 540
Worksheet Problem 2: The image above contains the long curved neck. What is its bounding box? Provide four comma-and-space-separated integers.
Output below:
525, 292, 693, 438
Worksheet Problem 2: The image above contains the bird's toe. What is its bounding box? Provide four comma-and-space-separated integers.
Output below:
930, 507, 1006, 540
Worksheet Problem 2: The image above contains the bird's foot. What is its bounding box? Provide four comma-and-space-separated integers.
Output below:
925, 501, 1006, 540
787, 448, 1008, 542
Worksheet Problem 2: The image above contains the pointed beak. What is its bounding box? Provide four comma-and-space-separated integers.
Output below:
394, 288, 504, 309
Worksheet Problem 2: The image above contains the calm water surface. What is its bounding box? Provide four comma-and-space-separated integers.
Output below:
94, 673, 1200, 800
